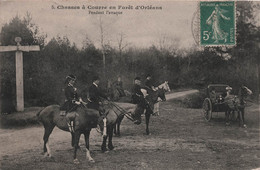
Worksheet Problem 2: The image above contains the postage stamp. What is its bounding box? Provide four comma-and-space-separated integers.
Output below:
200, 1, 236, 46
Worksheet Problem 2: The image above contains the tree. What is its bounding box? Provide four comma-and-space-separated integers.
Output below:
0, 14, 46, 112
116, 32, 130, 58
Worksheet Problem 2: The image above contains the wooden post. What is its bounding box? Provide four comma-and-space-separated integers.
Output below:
0, 37, 40, 112
16, 50, 24, 111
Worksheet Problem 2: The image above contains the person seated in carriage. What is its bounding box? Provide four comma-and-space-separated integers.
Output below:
209, 87, 217, 103
225, 86, 232, 98
60, 74, 84, 132
87, 75, 109, 115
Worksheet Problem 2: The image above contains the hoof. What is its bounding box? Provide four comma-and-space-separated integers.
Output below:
73, 159, 80, 164
101, 147, 107, 153
89, 159, 95, 163
243, 124, 247, 128
44, 152, 51, 158
225, 122, 230, 126
44, 152, 48, 157
108, 145, 114, 150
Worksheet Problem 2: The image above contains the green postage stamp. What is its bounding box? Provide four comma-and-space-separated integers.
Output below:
200, 1, 235, 46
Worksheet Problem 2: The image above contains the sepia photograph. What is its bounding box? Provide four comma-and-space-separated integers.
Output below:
0, 0, 259, 169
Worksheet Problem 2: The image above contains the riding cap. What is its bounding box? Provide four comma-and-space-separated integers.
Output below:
226, 86, 232, 91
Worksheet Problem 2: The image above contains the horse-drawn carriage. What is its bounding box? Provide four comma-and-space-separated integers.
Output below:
202, 84, 230, 122
202, 84, 253, 127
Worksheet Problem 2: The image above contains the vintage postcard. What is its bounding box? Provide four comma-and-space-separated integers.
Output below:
0, 0, 259, 169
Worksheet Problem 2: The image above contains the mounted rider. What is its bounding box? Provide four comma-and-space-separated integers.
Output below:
144, 74, 157, 94
60, 75, 85, 132
131, 77, 147, 124
88, 75, 108, 115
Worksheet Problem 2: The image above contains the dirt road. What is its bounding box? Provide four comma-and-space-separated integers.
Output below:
0, 90, 259, 170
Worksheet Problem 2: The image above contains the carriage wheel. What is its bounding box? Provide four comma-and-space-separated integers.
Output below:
203, 98, 212, 122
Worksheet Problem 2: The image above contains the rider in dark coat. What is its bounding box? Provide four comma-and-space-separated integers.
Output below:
131, 77, 147, 124
144, 74, 156, 94
132, 77, 144, 104
88, 76, 108, 112
61, 75, 81, 113
60, 75, 83, 132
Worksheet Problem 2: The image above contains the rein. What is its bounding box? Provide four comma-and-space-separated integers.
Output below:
102, 99, 135, 121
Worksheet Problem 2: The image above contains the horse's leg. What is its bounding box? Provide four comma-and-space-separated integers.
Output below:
108, 126, 114, 150
117, 116, 123, 136
101, 134, 108, 152
71, 132, 75, 147
43, 124, 55, 157
225, 110, 230, 126
113, 122, 117, 136
71, 132, 81, 150
84, 129, 95, 163
145, 110, 151, 135
240, 109, 246, 128
115, 115, 123, 136
73, 131, 81, 164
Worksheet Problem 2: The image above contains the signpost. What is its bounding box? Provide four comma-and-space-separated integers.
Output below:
0, 37, 40, 111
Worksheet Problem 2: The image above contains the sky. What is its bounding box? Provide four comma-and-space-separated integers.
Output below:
0, 0, 259, 49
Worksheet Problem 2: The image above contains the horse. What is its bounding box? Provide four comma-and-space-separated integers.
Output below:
97, 101, 137, 151
114, 81, 171, 136
225, 86, 253, 127
37, 104, 107, 164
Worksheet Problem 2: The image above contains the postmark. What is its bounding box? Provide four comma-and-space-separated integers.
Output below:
200, 1, 236, 46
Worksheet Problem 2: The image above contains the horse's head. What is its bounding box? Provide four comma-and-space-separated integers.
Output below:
157, 88, 166, 101
239, 85, 253, 98
158, 81, 171, 92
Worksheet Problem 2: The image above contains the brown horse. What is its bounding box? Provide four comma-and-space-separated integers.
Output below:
37, 104, 107, 164
225, 86, 253, 127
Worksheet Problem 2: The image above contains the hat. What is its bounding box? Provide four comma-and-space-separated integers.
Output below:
134, 77, 141, 81
92, 76, 100, 82
226, 86, 232, 91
